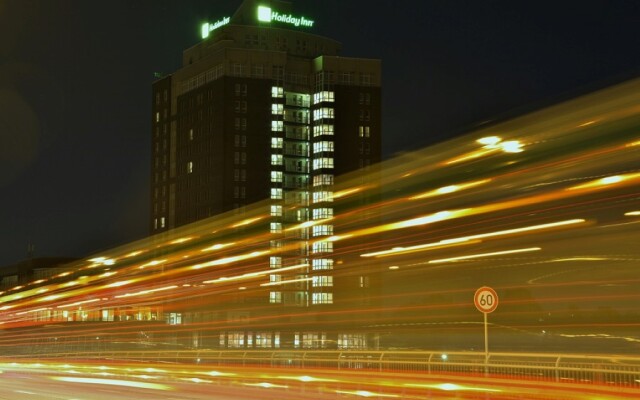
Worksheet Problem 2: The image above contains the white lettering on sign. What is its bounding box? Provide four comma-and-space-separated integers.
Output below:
257, 6, 314, 28
201, 16, 231, 39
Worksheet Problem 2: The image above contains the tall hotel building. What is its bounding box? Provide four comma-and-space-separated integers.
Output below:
150, 0, 381, 348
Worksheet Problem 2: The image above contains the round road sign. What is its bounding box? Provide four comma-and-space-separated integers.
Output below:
474, 286, 499, 313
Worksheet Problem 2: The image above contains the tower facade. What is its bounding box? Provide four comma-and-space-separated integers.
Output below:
150, 0, 381, 348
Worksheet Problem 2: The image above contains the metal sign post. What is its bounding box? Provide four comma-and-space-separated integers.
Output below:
474, 286, 499, 375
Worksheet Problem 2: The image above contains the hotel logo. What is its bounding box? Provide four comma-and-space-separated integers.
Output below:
257, 6, 314, 28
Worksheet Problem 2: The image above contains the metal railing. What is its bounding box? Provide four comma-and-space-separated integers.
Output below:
9, 348, 640, 388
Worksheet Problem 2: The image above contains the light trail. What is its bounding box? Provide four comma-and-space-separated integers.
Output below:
361, 219, 584, 258
50, 376, 173, 390
428, 247, 542, 264
409, 179, 492, 200
1, 78, 640, 400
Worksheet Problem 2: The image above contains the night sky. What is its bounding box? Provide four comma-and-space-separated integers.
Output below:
1, 0, 638, 267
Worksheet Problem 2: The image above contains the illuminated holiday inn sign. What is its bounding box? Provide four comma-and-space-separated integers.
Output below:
257, 5, 314, 27
201, 16, 231, 38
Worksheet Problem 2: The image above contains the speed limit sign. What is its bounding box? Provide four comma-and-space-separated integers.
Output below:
474, 286, 499, 313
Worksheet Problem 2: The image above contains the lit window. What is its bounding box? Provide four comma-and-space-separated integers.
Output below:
312, 208, 333, 220
189, 129, 194, 140
166, 312, 182, 325
312, 276, 333, 287
312, 191, 333, 203
270, 171, 282, 182
270, 205, 282, 217
313, 124, 334, 137
338, 333, 367, 350
155, 112, 160, 122
271, 154, 283, 165
313, 91, 335, 104
312, 292, 333, 304
160, 217, 166, 228
271, 86, 284, 98
312, 225, 333, 237
313, 174, 333, 187
270, 291, 282, 303
272, 103, 284, 115
255, 331, 272, 348
313, 107, 334, 121
312, 259, 333, 270
271, 137, 283, 148
270, 256, 282, 268
312, 157, 334, 170
187, 161, 193, 173
313, 141, 334, 153
270, 222, 282, 233
365, 126, 370, 137
271, 121, 284, 131
227, 331, 245, 348
270, 188, 283, 199
312, 241, 333, 254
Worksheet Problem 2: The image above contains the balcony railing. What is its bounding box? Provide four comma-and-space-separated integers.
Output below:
12, 348, 640, 388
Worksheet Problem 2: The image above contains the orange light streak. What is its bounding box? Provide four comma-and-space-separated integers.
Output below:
201, 242, 235, 252
361, 238, 479, 258
56, 298, 101, 308
428, 247, 542, 264
567, 172, 640, 190
191, 250, 269, 270
231, 216, 264, 228
202, 263, 309, 285
260, 277, 313, 287
362, 219, 584, 258
410, 179, 491, 200
114, 285, 178, 299
50, 376, 173, 390
169, 237, 194, 245
334, 185, 371, 199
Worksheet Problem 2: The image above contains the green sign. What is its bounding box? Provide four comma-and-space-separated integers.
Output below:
257, 5, 314, 27
201, 16, 231, 39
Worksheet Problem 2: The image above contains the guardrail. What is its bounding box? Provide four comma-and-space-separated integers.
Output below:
9, 349, 640, 388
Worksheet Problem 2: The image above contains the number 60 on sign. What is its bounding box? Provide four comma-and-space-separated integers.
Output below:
474, 286, 499, 313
